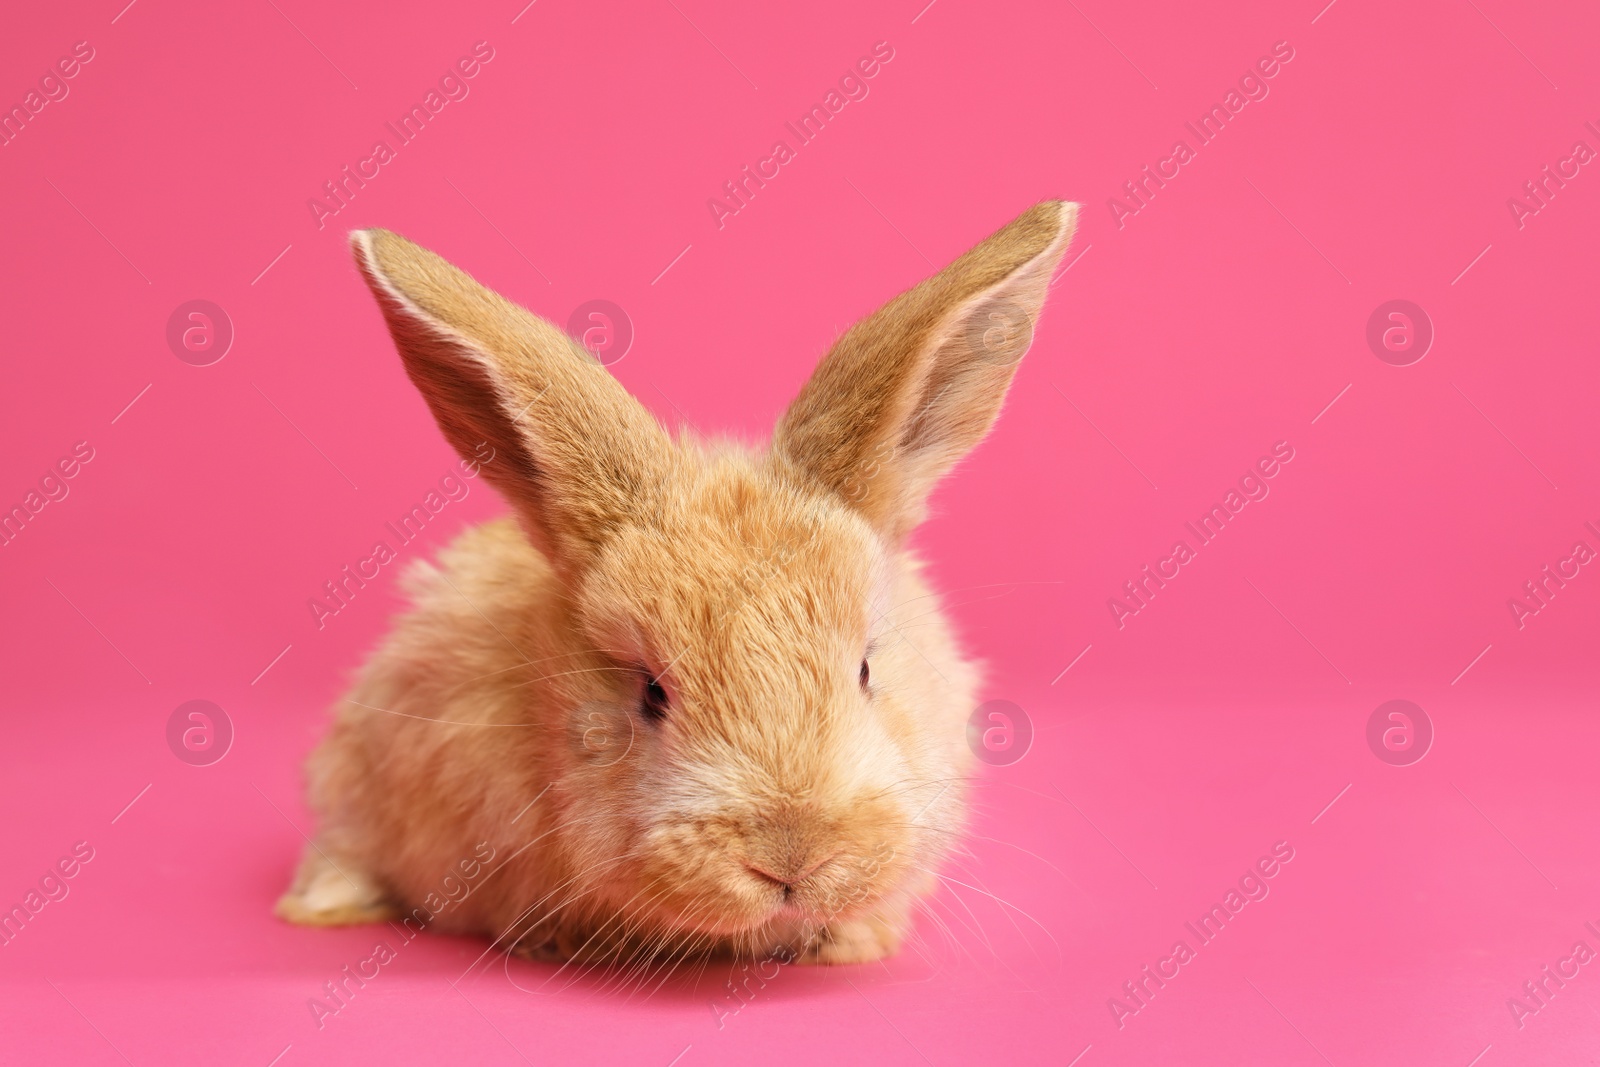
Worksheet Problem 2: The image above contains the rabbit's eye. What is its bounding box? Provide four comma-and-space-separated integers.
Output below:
859, 659, 870, 691
641, 676, 670, 722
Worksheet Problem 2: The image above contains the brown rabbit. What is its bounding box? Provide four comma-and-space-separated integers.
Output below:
276, 201, 1079, 967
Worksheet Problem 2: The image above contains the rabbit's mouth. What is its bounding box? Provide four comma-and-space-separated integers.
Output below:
626, 803, 910, 937
630, 861, 881, 942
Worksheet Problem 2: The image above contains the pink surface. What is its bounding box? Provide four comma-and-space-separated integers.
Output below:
1, 1, 1597, 1064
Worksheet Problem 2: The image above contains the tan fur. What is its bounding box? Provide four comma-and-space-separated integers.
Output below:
278, 202, 1080, 968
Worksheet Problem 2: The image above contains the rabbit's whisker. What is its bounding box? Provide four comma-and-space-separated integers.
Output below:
346, 698, 540, 728
434, 648, 635, 698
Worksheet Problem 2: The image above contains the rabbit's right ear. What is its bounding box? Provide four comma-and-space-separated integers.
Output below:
773, 201, 1078, 542
351, 229, 672, 576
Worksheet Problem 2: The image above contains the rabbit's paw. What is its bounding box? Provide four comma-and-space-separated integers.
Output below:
508, 932, 565, 963
797, 914, 903, 965
275, 846, 397, 926
509, 921, 627, 965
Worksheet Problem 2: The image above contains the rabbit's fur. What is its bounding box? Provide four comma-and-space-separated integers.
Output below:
277, 201, 1079, 966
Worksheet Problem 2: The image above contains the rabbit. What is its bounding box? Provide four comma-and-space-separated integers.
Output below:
275, 200, 1079, 968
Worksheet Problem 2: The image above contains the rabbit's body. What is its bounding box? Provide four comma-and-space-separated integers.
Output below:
279, 201, 1078, 966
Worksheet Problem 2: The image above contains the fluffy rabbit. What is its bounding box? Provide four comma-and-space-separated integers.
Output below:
277, 201, 1079, 967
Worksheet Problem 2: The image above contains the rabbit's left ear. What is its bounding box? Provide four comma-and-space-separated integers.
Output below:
772, 200, 1078, 542
350, 228, 674, 578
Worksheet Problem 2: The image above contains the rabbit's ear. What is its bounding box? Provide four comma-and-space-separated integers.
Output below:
351, 229, 672, 574
773, 201, 1078, 541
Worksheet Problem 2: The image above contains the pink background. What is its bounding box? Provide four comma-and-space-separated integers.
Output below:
2, 0, 1597, 1063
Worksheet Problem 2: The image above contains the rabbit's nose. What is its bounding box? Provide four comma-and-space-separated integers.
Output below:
745, 852, 836, 888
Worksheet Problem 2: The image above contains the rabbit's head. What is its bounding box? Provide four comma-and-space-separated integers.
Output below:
351, 201, 1077, 949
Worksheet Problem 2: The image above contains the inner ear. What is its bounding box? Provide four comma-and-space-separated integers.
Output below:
350, 227, 675, 577
771, 201, 1079, 541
